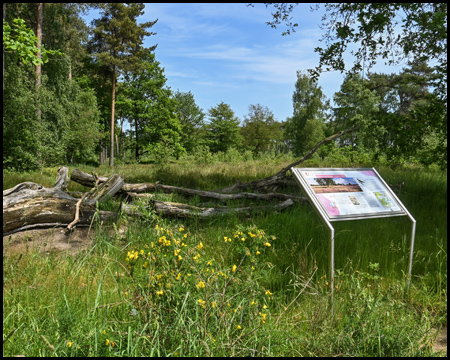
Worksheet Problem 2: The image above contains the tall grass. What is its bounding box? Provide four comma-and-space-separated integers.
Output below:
3, 158, 446, 356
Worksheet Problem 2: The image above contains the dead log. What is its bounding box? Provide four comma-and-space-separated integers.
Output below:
71, 169, 305, 203
123, 198, 295, 218
52, 166, 70, 191
3, 167, 122, 235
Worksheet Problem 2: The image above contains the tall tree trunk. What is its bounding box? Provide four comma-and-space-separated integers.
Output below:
135, 117, 139, 161
119, 117, 125, 160
99, 139, 104, 165
35, 3, 43, 120
3, 3, 5, 92
109, 65, 116, 167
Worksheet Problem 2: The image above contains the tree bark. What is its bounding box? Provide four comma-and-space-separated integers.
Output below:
3, 167, 121, 235
123, 199, 295, 218
110, 64, 116, 167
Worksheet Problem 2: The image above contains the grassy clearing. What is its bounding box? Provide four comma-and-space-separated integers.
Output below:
3, 158, 447, 356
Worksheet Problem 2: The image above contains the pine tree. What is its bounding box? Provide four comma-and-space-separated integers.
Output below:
89, 3, 157, 166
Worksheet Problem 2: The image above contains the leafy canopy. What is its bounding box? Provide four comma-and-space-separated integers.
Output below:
3, 18, 63, 65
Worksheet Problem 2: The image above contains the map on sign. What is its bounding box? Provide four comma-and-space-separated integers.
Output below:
292, 168, 407, 221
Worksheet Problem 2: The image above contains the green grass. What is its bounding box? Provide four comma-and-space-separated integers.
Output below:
3, 158, 447, 356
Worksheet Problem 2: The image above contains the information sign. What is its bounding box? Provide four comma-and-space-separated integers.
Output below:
291, 168, 407, 221
291, 167, 416, 315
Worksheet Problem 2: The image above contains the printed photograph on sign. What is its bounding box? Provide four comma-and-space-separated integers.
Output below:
308, 177, 363, 194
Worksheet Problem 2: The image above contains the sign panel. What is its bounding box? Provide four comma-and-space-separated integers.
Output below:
292, 168, 407, 221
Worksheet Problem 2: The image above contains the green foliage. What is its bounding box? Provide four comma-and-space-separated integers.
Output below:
3, 18, 63, 66
205, 102, 243, 153
307, 3, 447, 98
173, 90, 207, 154
3, 60, 101, 171
284, 71, 328, 156
332, 73, 380, 150
240, 104, 283, 156
117, 53, 184, 161
260, 3, 447, 169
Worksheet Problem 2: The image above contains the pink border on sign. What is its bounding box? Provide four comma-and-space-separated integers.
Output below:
315, 174, 346, 178
317, 194, 340, 216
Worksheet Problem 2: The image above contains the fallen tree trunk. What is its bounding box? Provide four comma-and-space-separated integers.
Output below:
3, 167, 121, 235
71, 169, 305, 203
123, 198, 295, 218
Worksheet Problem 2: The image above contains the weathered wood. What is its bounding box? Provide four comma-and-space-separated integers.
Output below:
71, 169, 305, 202
70, 168, 109, 188
2, 185, 117, 235
3, 171, 123, 235
83, 173, 124, 206
123, 198, 295, 218
53, 166, 70, 191
67, 192, 89, 230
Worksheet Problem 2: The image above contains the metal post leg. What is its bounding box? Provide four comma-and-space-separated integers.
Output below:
407, 218, 416, 292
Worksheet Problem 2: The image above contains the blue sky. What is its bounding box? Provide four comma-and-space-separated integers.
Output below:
84, 3, 406, 124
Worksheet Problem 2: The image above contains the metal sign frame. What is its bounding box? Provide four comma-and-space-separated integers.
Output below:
292, 168, 416, 314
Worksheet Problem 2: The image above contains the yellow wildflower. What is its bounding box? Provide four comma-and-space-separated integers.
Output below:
256, 251, 260, 255
232, 264, 237, 272
142, 261, 148, 269
105, 339, 110, 346
264, 242, 271, 247
178, 255, 183, 261
265, 290, 273, 296
156, 290, 164, 296
197, 242, 204, 250
179, 227, 184, 232
237, 325, 242, 330
196, 281, 206, 289
67, 341, 73, 347
207, 259, 213, 266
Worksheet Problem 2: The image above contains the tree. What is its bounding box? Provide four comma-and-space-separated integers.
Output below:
240, 104, 282, 155
205, 102, 242, 154
258, 3, 447, 167
117, 53, 183, 161
365, 61, 446, 166
172, 90, 206, 154
89, 3, 157, 167
332, 73, 380, 150
284, 71, 328, 156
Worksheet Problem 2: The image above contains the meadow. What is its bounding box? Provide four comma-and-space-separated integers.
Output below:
3, 153, 447, 356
